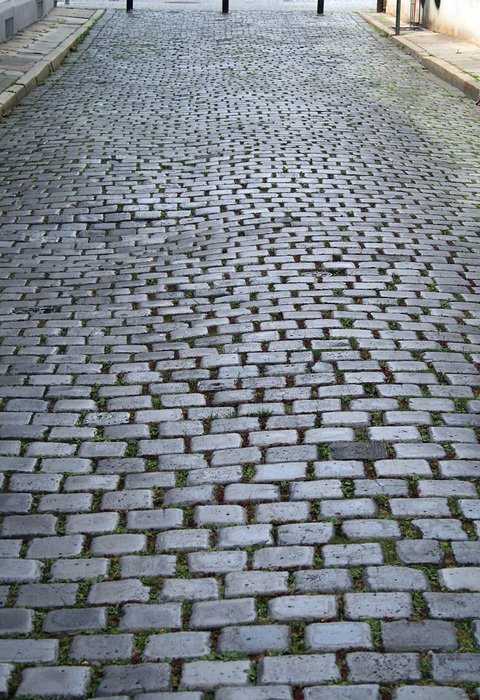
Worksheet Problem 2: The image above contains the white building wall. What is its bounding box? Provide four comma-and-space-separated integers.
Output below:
0, 0, 55, 42
385, 0, 480, 45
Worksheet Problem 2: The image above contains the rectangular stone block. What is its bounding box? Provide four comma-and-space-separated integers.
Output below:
144, 632, 211, 660
306, 622, 373, 651
16, 667, 91, 698
258, 655, 340, 685
96, 663, 170, 695
181, 660, 251, 689
347, 652, 421, 682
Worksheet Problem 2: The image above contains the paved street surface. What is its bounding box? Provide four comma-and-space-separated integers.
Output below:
0, 2, 480, 698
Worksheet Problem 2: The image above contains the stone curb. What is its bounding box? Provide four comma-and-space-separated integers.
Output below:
359, 12, 480, 102
0, 8, 104, 118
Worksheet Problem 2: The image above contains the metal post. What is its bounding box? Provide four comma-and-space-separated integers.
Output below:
377, 0, 384, 11
395, 0, 401, 34
222, 0, 228, 13
126, 0, 133, 12
317, 0, 324, 14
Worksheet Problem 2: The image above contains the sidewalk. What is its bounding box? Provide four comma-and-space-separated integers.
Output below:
361, 10, 480, 102
0, 6, 102, 116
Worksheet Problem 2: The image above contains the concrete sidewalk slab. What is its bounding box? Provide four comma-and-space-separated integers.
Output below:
360, 11, 480, 102
0, 6, 103, 117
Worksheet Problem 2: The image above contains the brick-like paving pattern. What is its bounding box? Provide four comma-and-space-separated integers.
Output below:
0, 5, 479, 698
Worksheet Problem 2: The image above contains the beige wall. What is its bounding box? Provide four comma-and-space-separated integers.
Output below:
385, 0, 480, 45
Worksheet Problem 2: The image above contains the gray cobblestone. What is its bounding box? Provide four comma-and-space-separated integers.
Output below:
304, 688, 380, 700
144, 632, 211, 660
120, 555, 176, 578
258, 655, 340, 684
323, 543, 384, 567
217, 524, 273, 548
0, 558, 42, 583
119, 604, 181, 631
235, 533, 307, 565
43, 608, 107, 633
127, 509, 183, 531
306, 622, 373, 651
181, 660, 251, 689
71, 634, 133, 661
27, 535, 84, 559
190, 598, 256, 628
96, 664, 171, 695
347, 652, 421, 682
216, 688, 293, 700
2, 514, 57, 537
218, 624, 290, 653
397, 540, 443, 564
161, 578, 219, 601
0, 639, 58, 663
16, 666, 91, 698
225, 571, 289, 597
269, 595, 337, 621
364, 566, 429, 591
0, 609, 33, 635
425, 593, 480, 619
88, 579, 150, 605
431, 653, 480, 681
382, 620, 457, 651
188, 551, 247, 574
345, 593, 413, 619
295, 570, 353, 593
257, 502, 310, 524
16, 583, 78, 608
392, 689, 468, 700
0, 664, 12, 695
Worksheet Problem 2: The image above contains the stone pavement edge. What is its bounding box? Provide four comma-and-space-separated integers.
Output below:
0, 6, 103, 117
360, 10, 480, 103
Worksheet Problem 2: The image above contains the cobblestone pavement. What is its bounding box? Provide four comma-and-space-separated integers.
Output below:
0, 4, 480, 698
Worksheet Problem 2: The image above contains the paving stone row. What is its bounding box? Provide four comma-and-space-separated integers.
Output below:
0, 1, 479, 698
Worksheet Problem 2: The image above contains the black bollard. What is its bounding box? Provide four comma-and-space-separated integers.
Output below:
317, 0, 324, 14
222, 0, 228, 13
395, 0, 401, 34
126, 0, 133, 12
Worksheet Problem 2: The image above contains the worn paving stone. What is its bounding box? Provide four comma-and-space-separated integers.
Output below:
190, 598, 256, 629
0, 559, 42, 583
0, 664, 13, 695
269, 595, 337, 621
0, 639, 58, 663
96, 664, 170, 695
382, 620, 457, 651
431, 654, 480, 682
392, 689, 469, 700
218, 624, 290, 654
306, 622, 373, 651
215, 689, 293, 700
119, 604, 181, 631
304, 688, 381, 700
347, 652, 422, 682
70, 634, 133, 661
16, 666, 91, 698
0, 609, 33, 636
181, 660, 251, 689
144, 632, 211, 660
258, 655, 340, 684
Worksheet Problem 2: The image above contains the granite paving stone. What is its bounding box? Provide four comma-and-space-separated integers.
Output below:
16, 666, 91, 698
